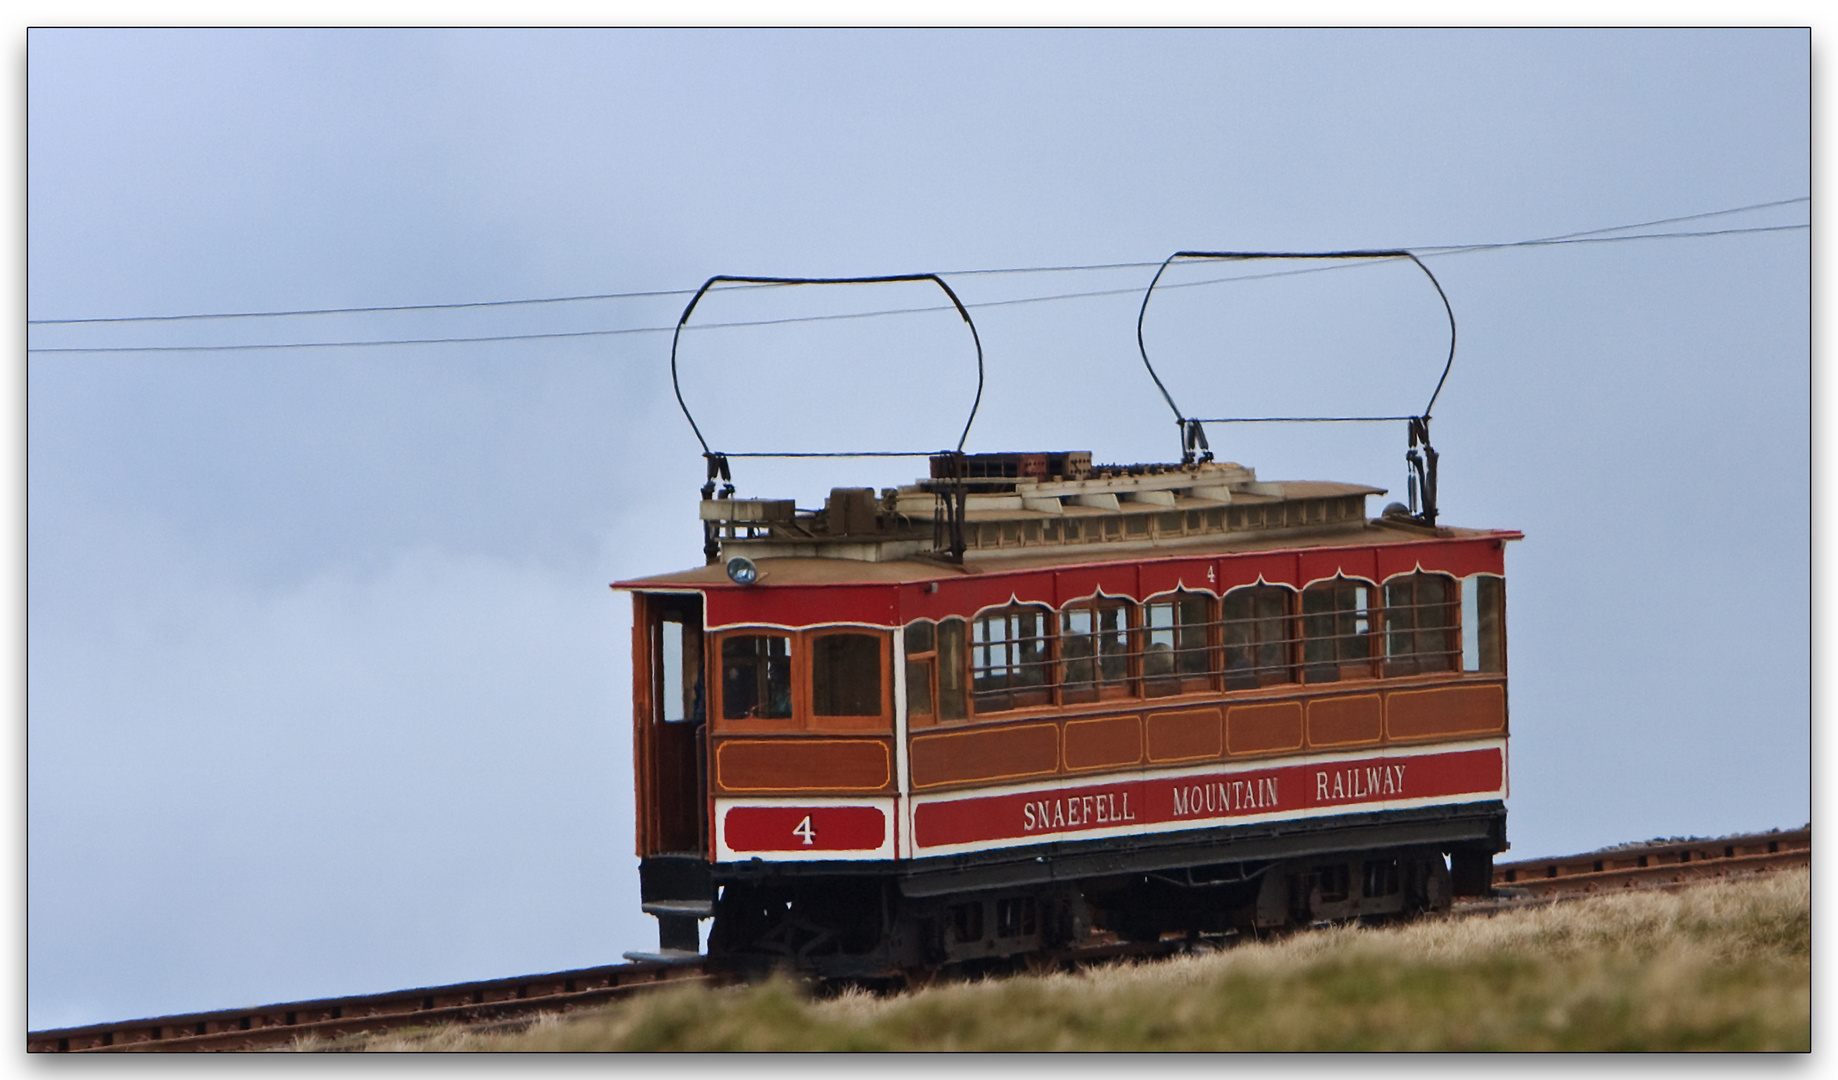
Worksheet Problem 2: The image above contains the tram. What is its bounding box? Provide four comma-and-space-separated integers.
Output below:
613, 257, 1517, 976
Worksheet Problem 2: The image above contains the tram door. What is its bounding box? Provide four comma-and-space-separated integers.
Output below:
641, 593, 707, 856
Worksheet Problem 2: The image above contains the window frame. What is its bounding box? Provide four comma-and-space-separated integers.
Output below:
1460, 574, 1507, 674
1300, 576, 1377, 684
969, 603, 1056, 715
1382, 571, 1460, 678
713, 629, 797, 732
1222, 583, 1298, 690
1142, 589, 1216, 698
709, 626, 894, 734
805, 627, 894, 732
903, 619, 939, 730
901, 617, 973, 728
1058, 595, 1138, 706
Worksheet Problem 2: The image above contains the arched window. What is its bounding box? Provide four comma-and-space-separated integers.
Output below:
1223, 585, 1295, 689
1060, 596, 1134, 704
1383, 572, 1458, 677
1144, 591, 1215, 697
1301, 577, 1374, 683
971, 604, 1053, 713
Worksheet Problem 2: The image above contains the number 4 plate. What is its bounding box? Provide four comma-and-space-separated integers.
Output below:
717, 800, 894, 860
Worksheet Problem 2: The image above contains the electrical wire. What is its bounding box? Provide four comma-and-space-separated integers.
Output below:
27, 219, 1808, 355
24, 260, 1171, 327
27, 196, 1807, 327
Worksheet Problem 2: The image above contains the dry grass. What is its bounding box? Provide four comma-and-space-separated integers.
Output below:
358, 870, 1809, 1052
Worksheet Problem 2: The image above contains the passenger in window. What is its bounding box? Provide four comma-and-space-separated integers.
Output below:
721, 635, 792, 719
1224, 586, 1293, 689
1302, 580, 1371, 683
1061, 599, 1133, 703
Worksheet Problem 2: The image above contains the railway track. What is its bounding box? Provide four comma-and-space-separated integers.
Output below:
1487, 825, 1808, 900
29, 825, 1808, 1053
26, 959, 713, 1053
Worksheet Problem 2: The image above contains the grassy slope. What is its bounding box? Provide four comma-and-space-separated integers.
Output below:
361, 870, 1809, 1052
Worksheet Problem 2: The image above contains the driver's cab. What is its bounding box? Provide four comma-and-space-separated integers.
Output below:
629, 591, 711, 959
635, 591, 707, 858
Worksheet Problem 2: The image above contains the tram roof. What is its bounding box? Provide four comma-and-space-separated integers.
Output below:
612, 517, 1522, 592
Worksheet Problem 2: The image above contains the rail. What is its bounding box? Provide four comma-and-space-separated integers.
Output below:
26, 958, 709, 1053
1485, 826, 1808, 900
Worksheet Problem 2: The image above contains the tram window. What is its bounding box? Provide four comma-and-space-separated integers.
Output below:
812, 633, 883, 716
720, 634, 792, 720
1061, 598, 1134, 704
1145, 592, 1213, 697
1462, 576, 1506, 673
972, 604, 1053, 712
1301, 579, 1373, 683
936, 617, 969, 721
1383, 572, 1458, 677
904, 621, 937, 725
1224, 585, 1295, 689
650, 617, 698, 727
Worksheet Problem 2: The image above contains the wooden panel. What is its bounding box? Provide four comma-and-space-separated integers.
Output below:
1386, 683, 1507, 741
1308, 694, 1383, 747
1063, 715, 1143, 771
1226, 701, 1304, 756
910, 723, 1059, 789
715, 738, 890, 793
1145, 707, 1224, 763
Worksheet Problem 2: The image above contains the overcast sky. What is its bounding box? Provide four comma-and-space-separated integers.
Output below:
26, 28, 1809, 1030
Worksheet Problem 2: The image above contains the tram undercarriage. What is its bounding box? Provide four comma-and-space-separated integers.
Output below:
648, 803, 1504, 980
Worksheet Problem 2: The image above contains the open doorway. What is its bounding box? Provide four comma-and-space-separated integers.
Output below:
637, 592, 707, 857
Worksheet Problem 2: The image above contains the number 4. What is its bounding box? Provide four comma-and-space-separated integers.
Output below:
793, 815, 816, 846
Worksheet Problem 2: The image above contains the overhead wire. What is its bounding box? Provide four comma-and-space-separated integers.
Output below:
27, 213, 1808, 355
26, 196, 1807, 328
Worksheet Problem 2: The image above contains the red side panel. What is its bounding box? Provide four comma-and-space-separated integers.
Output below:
696, 535, 1512, 631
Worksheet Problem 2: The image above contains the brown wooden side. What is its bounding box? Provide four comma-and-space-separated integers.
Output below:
711, 735, 897, 794
905, 675, 1507, 792
631, 592, 653, 856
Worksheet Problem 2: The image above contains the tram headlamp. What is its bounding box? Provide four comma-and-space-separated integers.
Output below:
726, 556, 761, 586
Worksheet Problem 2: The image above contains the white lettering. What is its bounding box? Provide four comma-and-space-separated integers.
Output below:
1315, 763, 1408, 804
1024, 790, 1140, 833
793, 815, 815, 846
1169, 778, 1285, 818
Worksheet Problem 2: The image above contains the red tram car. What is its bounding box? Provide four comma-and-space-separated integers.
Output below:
615, 449, 1517, 976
